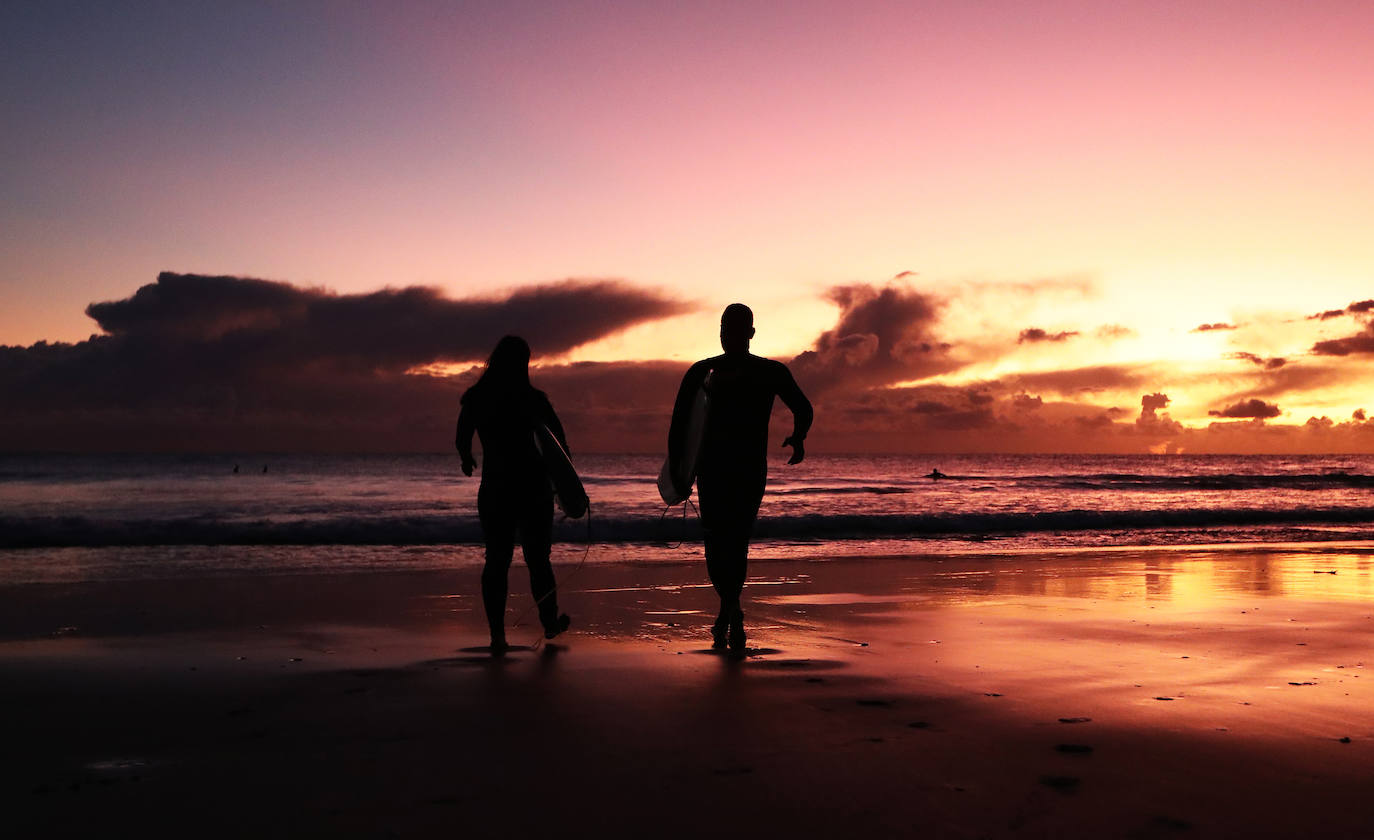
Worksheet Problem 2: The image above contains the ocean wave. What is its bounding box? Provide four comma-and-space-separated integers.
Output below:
1034, 472, 1374, 490
5, 505, 1374, 548
0, 515, 486, 549
763, 472, 1374, 493
772, 486, 912, 496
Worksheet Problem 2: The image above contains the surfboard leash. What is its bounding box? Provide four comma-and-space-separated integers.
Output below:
654, 498, 700, 549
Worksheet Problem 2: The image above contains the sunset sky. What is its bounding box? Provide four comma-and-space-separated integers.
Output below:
4, 0, 1373, 453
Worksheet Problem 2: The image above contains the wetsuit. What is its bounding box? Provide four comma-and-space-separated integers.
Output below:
669, 353, 813, 603
455, 383, 568, 637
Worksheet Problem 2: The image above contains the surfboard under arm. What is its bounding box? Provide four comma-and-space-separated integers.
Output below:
658, 379, 708, 505
533, 424, 589, 519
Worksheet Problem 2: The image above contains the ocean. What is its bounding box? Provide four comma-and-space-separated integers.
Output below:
2, 453, 1372, 584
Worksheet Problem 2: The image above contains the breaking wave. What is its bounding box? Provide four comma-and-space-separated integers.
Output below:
6, 505, 1374, 548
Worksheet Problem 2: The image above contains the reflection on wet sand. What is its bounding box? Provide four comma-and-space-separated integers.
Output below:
838, 546, 1374, 605
8, 544, 1374, 837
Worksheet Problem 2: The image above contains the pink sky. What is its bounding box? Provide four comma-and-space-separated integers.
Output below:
2, 1, 1373, 450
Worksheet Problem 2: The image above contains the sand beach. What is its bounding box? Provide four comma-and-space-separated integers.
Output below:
6, 545, 1374, 838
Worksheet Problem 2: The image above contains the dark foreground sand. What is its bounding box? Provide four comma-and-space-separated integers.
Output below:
5, 545, 1374, 838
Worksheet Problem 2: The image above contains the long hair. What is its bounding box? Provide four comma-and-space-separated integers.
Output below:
475, 335, 531, 392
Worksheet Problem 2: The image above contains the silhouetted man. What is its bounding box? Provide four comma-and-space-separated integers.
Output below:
668, 303, 813, 652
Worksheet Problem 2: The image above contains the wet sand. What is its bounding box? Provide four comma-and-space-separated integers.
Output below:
6, 545, 1374, 838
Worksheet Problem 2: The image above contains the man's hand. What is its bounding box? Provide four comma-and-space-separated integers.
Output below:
782, 436, 805, 465
461, 458, 476, 477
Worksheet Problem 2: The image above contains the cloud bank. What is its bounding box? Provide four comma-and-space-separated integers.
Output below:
1209, 399, 1282, 419
1310, 298, 1374, 356
1, 272, 687, 451
5, 276, 1374, 453
789, 284, 955, 394
83, 272, 686, 371
1018, 328, 1080, 344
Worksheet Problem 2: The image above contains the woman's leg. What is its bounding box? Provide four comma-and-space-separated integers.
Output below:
478, 484, 517, 647
516, 489, 564, 633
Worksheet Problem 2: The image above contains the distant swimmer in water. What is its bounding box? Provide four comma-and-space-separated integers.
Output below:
926, 468, 947, 480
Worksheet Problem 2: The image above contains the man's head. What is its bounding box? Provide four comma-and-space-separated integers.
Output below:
720, 303, 755, 354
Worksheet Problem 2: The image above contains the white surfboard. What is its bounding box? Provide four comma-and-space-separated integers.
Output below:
533, 424, 589, 519
658, 378, 709, 505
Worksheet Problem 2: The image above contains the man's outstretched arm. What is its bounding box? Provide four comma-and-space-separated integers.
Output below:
776, 365, 813, 465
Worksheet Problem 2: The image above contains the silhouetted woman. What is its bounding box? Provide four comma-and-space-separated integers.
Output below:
456, 336, 571, 653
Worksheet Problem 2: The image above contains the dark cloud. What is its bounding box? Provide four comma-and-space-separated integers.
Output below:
1355, 409, 1367, 422
0, 272, 688, 451
789, 284, 956, 394
84, 272, 687, 371
1137, 398, 1170, 417
1191, 322, 1237, 332
815, 380, 1193, 452
1309, 299, 1374, 321
1018, 327, 1079, 344
1140, 392, 1169, 414
1312, 322, 1374, 356
1076, 413, 1115, 429
1136, 392, 1182, 434
805, 375, 1374, 453
462, 359, 700, 453
12, 272, 1374, 455
846, 385, 999, 432
1226, 352, 1286, 370
1209, 399, 1281, 419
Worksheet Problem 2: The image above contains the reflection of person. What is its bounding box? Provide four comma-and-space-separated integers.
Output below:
456, 336, 571, 654
669, 304, 813, 652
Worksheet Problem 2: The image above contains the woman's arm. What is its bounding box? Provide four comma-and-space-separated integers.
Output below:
455, 400, 477, 476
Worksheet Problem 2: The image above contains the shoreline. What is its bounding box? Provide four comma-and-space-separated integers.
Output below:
3, 535, 1374, 588
7, 546, 1374, 836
